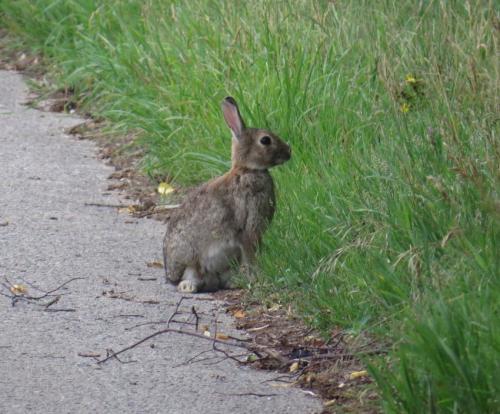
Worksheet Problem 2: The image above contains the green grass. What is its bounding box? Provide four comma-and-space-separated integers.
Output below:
1, 1, 498, 412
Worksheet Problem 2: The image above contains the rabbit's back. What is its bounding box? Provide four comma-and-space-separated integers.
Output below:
164, 169, 275, 282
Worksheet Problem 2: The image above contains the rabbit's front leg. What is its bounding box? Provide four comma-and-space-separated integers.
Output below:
240, 242, 257, 281
178, 267, 202, 293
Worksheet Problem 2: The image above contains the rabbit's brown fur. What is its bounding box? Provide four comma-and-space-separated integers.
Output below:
163, 97, 291, 293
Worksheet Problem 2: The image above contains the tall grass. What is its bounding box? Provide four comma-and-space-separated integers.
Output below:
1, 1, 498, 411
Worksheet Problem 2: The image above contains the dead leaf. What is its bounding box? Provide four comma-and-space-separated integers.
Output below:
118, 205, 138, 215
289, 361, 300, 372
10, 284, 27, 295
348, 370, 368, 380
215, 333, 229, 340
233, 310, 246, 319
304, 373, 316, 384
268, 303, 281, 312
246, 354, 258, 362
324, 399, 336, 407
146, 261, 163, 268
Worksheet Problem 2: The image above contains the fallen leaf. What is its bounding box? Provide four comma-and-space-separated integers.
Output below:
118, 205, 137, 215
10, 284, 27, 295
268, 303, 281, 312
348, 370, 368, 380
304, 373, 316, 384
289, 361, 300, 373
215, 333, 229, 340
157, 182, 174, 195
146, 261, 163, 268
246, 354, 258, 362
233, 310, 246, 319
324, 399, 336, 407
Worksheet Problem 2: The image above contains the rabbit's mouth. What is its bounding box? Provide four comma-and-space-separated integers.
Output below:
273, 146, 291, 166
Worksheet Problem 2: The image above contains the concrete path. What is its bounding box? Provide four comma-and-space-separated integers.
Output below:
0, 71, 320, 414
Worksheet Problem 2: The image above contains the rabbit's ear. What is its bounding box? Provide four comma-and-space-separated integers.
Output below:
222, 96, 245, 138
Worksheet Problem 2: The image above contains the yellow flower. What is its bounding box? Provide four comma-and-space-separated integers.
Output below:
157, 182, 174, 195
400, 102, 410, 113
405, 74, 417, 84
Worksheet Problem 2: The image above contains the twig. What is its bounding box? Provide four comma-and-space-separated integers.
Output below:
125, 319, 197, 331
25, 277, 85, 300
45, 308, 76, 313
1, 276, 84, 311
261, 375, 299, 384
17, 277, 48, 293
167, 296, 189, 327
78, 352, 101, 358
0, 290, 13, 299
211, 345, 250, 365
97, 327, 249, 365
192, 305, 199, 331
44, 295, 60, 308
290, 349, 387, 362
105, 348, 137, 364
216, 392, 280, 398
84, 202, 127, 208
173, 349, 214, 368
246, 324, 270, 332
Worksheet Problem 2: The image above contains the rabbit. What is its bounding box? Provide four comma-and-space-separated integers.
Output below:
163, 96, 291, 293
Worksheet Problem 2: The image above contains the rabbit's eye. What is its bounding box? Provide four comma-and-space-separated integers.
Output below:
260, 136, 271, 146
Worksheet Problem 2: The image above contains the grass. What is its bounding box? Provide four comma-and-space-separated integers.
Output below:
1, 0, 499, 411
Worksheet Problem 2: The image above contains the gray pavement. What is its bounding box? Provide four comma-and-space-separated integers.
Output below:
0, 70, 320, 414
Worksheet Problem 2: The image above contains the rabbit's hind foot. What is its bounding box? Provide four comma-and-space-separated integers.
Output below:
178, 280, 198, 293
177, 267, 202, 293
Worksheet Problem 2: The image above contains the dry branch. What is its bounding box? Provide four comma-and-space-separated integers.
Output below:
0, 276, 84, 310
97, 327, 250, 365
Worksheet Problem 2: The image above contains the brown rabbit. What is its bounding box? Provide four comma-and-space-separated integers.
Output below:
163, 97, 291, 292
